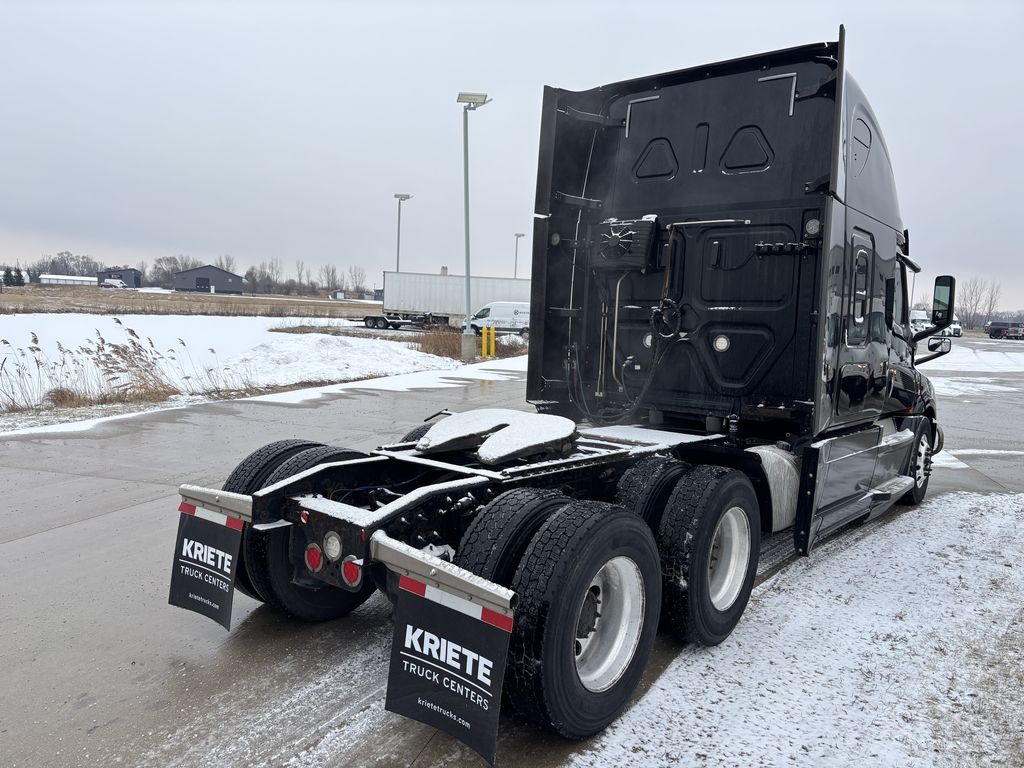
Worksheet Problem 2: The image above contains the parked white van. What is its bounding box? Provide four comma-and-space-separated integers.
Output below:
463, 301, 530, 338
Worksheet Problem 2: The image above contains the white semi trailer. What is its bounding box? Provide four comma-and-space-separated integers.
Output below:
361, 271, 531, 329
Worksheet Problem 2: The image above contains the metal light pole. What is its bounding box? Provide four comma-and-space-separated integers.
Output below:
394, 193, 412, 272
457, 91, 491, 360
513, 232, 525, 279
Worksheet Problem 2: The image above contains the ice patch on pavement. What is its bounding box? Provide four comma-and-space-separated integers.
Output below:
249, 355, 528, 404
569, 491, 1024, 768
930, 376, 1018, 396
931, 451, 970, 469
927, 345, 1024, 372
949, 448, 1024, 457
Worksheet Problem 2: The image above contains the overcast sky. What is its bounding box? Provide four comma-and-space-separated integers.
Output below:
1, 0, 1021, 308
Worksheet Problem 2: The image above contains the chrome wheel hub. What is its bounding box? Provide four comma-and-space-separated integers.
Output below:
708, 506, 751, 611
574, 556, 645, 693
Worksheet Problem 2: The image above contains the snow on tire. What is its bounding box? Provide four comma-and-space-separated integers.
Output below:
222, 439, 324, 602
248, 445, 376, 622
506, 501, 660, 738
455, 487, 571, 586
658, 465, 760, 646
615, 455, 691, 531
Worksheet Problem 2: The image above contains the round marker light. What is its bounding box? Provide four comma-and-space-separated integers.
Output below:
550, 232, 561, 246
642, 332, 653, 349
713, 334, 730, 353
341, 556, 362, 587
805, 218, 821, 236
323, 531, 343, 561
304, 543, 324, 573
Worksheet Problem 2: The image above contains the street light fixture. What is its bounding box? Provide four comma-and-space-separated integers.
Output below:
513, 232, 526, 279
457, 91, 491, 359
394, 193, 412, 272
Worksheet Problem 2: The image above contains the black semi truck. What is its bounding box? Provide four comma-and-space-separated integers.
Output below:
170, 28, 955, 763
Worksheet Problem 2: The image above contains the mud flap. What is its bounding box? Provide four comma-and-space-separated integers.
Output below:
385, 575, 512, 765
168, 501, 242, 630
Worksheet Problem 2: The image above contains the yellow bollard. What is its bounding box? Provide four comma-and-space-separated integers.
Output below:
489, 326, 496, 357
481, 326, 487, 358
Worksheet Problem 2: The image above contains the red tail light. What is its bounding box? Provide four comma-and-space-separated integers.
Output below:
304, 543, 323, 572
341, 556, 362, 587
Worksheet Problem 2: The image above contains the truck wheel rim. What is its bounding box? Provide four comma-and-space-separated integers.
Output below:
914, 433, 930, 487
708, 506, 750, 611
573, 556, 645, 693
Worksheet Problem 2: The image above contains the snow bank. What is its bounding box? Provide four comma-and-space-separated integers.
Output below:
222, 333, 459, 388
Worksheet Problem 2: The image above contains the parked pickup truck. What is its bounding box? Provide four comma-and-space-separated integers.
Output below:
169, 27, 955, 763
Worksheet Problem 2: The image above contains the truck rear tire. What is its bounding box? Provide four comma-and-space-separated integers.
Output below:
375, 317, 389, 330
364, 317, 375, 328
899, 423, 933, 505
616, 455, 691, 531
247, 445, 376, 622
658, 465, 759, 646
455, 488, 570, 586
222, 439, 325, 602
506, 501, 660, 738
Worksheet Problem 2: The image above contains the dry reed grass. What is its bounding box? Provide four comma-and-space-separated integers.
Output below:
411, 326, 528, 360
0, 319, 252, 413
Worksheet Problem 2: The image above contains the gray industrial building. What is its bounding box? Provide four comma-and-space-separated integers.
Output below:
174, 265, 244, 295
96, 268, 143, 288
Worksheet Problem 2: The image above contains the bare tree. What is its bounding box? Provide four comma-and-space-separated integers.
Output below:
347, 265, 367, 294
295, 259, 305, 287
982, 278, 1002, 325
215, 254, 237, 274
318, 264, 341, 292
267, 258, 283, 287
957, 276, 985, 330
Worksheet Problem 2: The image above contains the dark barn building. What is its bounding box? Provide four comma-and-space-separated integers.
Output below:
174, 265, 244, 295
96, 268, 143, 288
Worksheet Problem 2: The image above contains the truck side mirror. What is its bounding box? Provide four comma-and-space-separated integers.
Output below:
931, 275, 955, 326
917, 333, 952, 364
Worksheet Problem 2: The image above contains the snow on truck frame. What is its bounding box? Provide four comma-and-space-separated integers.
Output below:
169, 28, 956, 763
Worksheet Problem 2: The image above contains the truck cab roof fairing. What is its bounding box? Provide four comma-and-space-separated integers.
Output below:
841, 73, 903, 233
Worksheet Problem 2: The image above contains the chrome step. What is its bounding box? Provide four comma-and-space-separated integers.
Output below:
869, 474, 915, 501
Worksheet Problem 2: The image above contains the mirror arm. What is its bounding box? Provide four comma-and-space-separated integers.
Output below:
915, 348, 951, 365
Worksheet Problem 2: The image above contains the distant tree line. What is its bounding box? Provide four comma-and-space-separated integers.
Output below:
0, 250, 374, 297
2, 265, 27, 286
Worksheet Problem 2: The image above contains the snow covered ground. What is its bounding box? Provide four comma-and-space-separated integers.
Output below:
0, 313, 473, 431
930, 341, 1024, 372
0, 313, 391, 390
568, 491, 1024, 768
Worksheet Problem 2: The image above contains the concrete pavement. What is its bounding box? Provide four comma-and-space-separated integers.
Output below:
0, 340, 1018, 767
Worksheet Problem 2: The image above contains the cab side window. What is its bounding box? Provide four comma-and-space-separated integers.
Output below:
848, 250, 869, 346
868, 252, 888, 343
